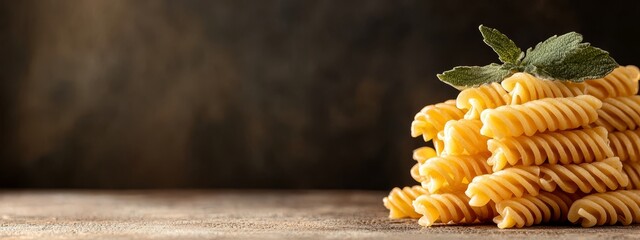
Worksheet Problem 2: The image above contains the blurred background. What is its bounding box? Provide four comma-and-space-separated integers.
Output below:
0, 0, 639, 189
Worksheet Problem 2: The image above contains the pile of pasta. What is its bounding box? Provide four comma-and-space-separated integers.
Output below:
383, 65, 640, 228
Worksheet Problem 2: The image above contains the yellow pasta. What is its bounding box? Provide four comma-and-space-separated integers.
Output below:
410, 147, 439, 182
623, 161, 640, 190
487, 127, 613, 171
539, 157, 629, 194
456, 82, 511, 120
609, 129, 640, 162
441, 119, 489, 155
419, 153, 492, 193
585, 65, 640, 99
493, 191, 578, 229
382, 185, 430, 219
480, 95, 602, 138
502, 72, 586, 104
411, 100, 466, 141
433, 131, 446, 155
568, 190, 640, 227
413, 189, 496, 227
465, 166, 541, 207
593, 95, 640, 132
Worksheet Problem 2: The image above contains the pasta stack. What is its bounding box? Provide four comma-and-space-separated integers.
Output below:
384, 65, 640, 228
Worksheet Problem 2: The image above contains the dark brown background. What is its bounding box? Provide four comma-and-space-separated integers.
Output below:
0, 0, 639, 189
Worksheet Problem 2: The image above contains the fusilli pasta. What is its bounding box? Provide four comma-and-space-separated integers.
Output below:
487, 127, 613, 171
502, 72, 586, 105
419, 153, 492, 193
413, 189, 497, 227
465, 166, 541, 207
493, 191, 579, 229
433, 131, 445, 155
442, 119, 489, 155
411, 100, 466, 141
456, 82, 511, 120
539, 157, 629, 194
480, 95, 602, 138
592, 95, 640, 132
568, 190, 640, 227
585, 65, 640, 99
383, 185, 430, 219
609, 129, 640, 162
623, 161, 640, 190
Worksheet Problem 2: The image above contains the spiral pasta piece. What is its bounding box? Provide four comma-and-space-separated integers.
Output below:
585, 65, 640, 99
539, 157, 629, 194
568, 190, 640, 227
441, 119, 489, 155
411, 100, 466, 141
487, 127, 613, 171
623, 161, 640, 190
419, 153, 492, 193
593, 96, 640, 132
465, 166, 541, 207
609, 129, 640, 162
413, 189, 497, 227
493, 191, 579, 229
411, 147, 439, 182
480, 95, 602, 138
382, 185, 430, 219
456, 82, 511, 120
502, 72, 586, 104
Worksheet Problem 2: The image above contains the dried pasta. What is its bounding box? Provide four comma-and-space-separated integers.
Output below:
419, 153, 492, 193
411, 100, 466, 141
456, 82, 511, 120
487, 127, 613, 171
539, 157, 629, 194
465, 166, 541, 207
608, 129, 640, 162
433, 131, 446, 156
585, 65, 640, 99
493, 191, 578, 229
413, 189, 496, 227
568, 190, 640, 227
592, 95, 640, 132
383, 185, 430, 219
441, 119, 489, 155
502, 72, 586, 104
623, 161, 640, 190
480, 95, 602, 138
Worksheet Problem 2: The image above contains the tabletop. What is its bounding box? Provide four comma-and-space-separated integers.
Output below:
0, 190, 638, 239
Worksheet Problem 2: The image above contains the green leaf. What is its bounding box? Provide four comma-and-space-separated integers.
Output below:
437, 64, 513, 90
521, 32, 585, 66
479, 25, 524, 64
526, 45, 618, 81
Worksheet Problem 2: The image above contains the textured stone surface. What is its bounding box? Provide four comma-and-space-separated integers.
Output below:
0, 190, 638, 239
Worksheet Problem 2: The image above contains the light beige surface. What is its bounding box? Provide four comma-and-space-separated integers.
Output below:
0, 190, 638, 239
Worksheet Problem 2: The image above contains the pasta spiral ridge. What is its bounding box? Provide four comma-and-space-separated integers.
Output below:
622, 161, 640, 190
383, 185, 430, 219
433, 131, 446, 155
419, 153, 492, 193
480, 95, 602, 138
539, 157, 629, 194
413, 190, 497, 227
502, 72, 586, 105
487, 127, 613, 171
410, 147, 438, 183
568, 190, 640, 227
593, 95, 640, 132
441, 119, 489, 155
411, 100, 465, 141
493, 191, 579, 229
585, 65, 640, 99
456, 82, 511, 120
465, 166, 541, 207
608, 129, 640, 162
